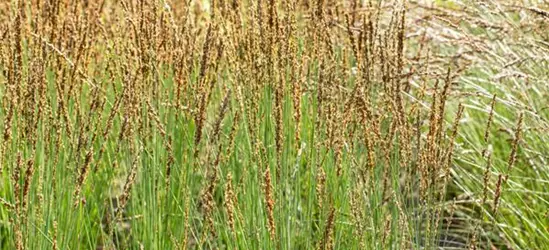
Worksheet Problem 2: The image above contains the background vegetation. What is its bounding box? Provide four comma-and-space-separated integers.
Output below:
0, 0, 548, 249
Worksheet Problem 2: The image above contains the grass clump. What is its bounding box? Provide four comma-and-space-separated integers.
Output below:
0, 0, 548, 249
